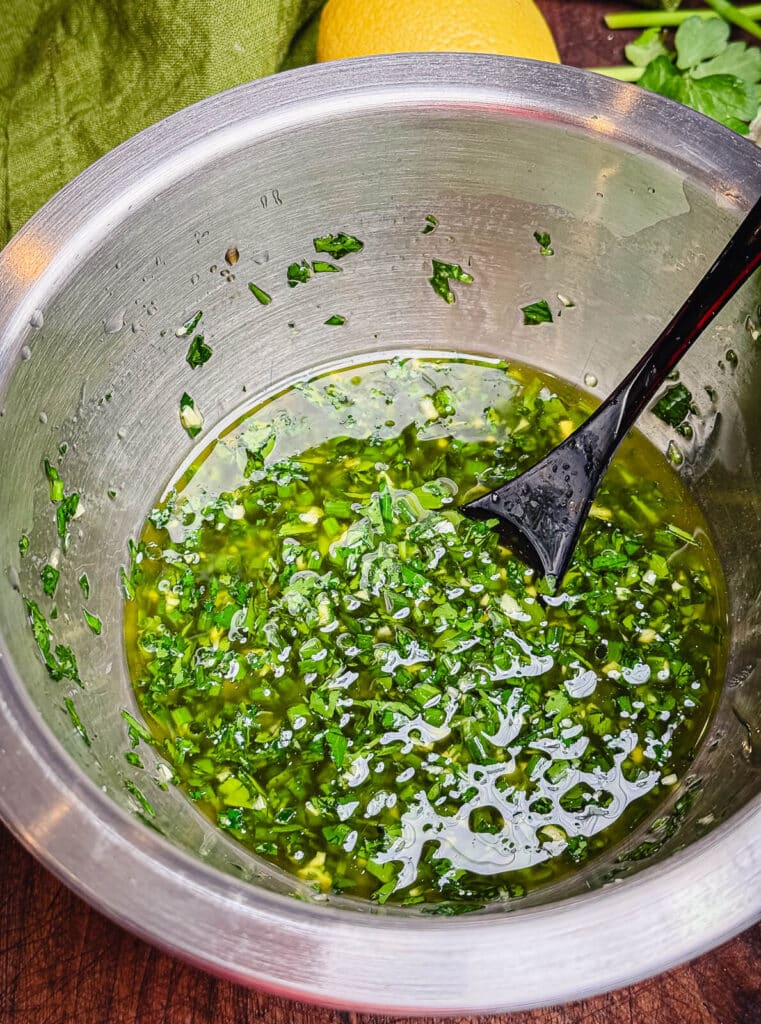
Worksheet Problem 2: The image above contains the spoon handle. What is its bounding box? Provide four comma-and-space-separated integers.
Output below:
589, 193, 761, 449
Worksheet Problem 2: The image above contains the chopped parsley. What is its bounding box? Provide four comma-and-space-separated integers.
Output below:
24, 598, 81, 684
522, 299, 553, 325
83, 608, 103, 635
428, 259, 474, 304
421, 214, 438, 235
176, 310, 203, 337
533, 230, 554, 256
179, 393, 204, 439
79, 573, 91, 599
64, 698, 90, 746
287, 260, 312, 287
324, 314, 346, 326
44, 459, 64, 501
313, 232, 364, 259
56, 493, 80, 551
248, 282, 272, 305
312, 261, 341, 274
653, 383, 693, 428
19, 534, 29, 557
186, 335, 213, 369
40, 565, 59, 598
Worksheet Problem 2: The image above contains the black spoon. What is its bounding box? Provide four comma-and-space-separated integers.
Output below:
460, 194, 761, 586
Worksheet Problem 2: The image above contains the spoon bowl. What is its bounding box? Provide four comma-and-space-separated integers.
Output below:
462, 195, 761, 583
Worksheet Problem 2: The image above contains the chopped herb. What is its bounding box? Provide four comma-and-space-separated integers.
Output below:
79, 573, 91, 599
522, 299, 553, 325
667, 523, 697, 545
24, 598, 81, 684
40, 565, 60, 597
44, 459, 64, 502
313, 232, 364, 259
533, 230, 554, 256
64, 698, 90, 746
186, 334, 213, 369
176, 310, 203, 337
248, 282, 272, 305
653, 383, 693, 427
421, 214, 438, 235
125, 780, 155, 817
312, 261, 342, 274
287, 261, 312, 287
179, 393, 204, 439
428, 259, 474, 304
83, 608, 103, 635
19, 534, 29, 557
324, 314, 347, 326
124, 751, 143, 767
121, 709, 153, 747
56, 493, 80, 547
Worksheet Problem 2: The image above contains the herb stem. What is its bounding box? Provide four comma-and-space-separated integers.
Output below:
605, 2, 761, 28
588, 65, 646, 81
702, 0, 761, 39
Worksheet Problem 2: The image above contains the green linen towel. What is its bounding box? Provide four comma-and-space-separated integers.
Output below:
0, 0, 325, 247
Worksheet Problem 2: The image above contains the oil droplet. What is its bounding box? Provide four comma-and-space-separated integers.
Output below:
584, 372, 598, 388
225, 246, 239, 266
725, 348, 738, 366
20, 345, 32, 361
39, 412, 48, 424
104, 309, 125, 334
117, 428, 126, 440
667, 440, 683, 466
190, 273, 200, 285
29, 309, 44, 329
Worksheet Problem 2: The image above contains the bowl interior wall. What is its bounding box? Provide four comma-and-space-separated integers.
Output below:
2, 102, 761, 912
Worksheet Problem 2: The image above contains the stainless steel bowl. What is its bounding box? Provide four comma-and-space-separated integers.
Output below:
1, 55, 760, 1014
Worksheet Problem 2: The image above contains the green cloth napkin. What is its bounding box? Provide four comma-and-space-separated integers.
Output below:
0, 0, 325, 248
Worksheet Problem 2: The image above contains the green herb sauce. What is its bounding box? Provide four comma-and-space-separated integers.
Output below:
125, 355, 726, 908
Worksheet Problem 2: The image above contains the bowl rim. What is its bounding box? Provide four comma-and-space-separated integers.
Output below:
1, 53, 760, 1014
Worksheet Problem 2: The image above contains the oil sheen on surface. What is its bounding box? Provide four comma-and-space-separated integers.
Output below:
124, 354, 726, 910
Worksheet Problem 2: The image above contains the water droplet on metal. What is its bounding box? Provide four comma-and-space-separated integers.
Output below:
39, 412, 48, 425
117, 428, 126, 440
29, 309, 44, 329
20, 345, 32, 361
190, 273, 200, 285
104, 309, 125, 334
8, 567, 20, 592
584, 373, 597, 388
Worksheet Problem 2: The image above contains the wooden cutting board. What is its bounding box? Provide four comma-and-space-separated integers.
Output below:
2, 4, 759, 1022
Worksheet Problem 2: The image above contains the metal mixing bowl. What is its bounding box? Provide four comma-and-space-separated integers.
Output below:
1, 55, 760, 1014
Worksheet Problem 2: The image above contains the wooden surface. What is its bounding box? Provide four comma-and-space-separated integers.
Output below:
3, 4, 760, 1023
